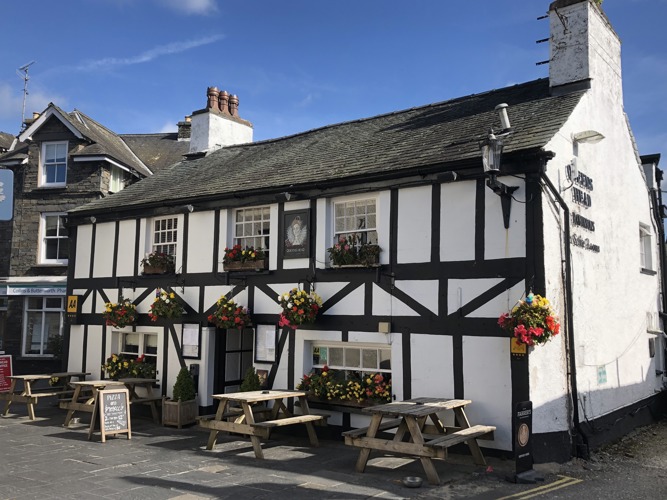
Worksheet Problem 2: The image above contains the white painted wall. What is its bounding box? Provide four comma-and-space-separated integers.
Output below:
92, 222, 115, 278
398, 186, 431, 263
187, 211, 215, 273
484, 176, 526, 261
74, 225, 92, 279
441, 180, 476, 262
116, 220, 136, 276
189, 111, 253, 153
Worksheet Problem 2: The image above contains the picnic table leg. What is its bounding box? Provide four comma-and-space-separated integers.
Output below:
64, 385, 83, 427
24, 381, 36, 420
242, 401, 264, 459
298, 396, 319, 447
355, 413, 382, 473
1, 379, 17, 416
144, 385, 160, 424
206, 400, 228, 450
405, 416, 441, 485
453, 407, 487, 466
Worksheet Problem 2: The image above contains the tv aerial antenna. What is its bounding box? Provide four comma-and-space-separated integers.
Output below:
16, 61, 36, 130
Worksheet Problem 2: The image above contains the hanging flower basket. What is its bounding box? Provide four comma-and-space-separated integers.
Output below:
103, 298, 138, 328
498, 293, 561, 347
208, 295, 252, 329
277, 288, 323, 329
223, 245, 267, 272
141, 252, 175, 274
148, 289, 185, 322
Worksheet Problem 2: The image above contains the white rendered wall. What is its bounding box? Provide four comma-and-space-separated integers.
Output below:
74, 225, 92, 279
539, 20, 662, 429
397, 186, 431, 263
92, 222, 115, 278
116, 220, 136, 276
441, 181, 476, 262
189, 112, 253, 153
484, 176, 525, 261
187, 211, 215, 273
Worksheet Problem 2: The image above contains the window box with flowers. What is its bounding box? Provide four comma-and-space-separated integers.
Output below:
498, 293, 561, 347
148, 289, 184, 322
297, 365, 392, 408
208, 295, 252, 330
141, 251, 175, 275
328, 235, 380, 268
223, 245, 267, 272
101, 353, 156, 380
277, 288, 323, 329
103, 298, 138, 328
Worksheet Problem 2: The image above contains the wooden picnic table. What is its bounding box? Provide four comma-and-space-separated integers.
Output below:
198, 389, 328, 459
343, 397, 496, 485
61, 378, 161, 426
0, 372, 90, 420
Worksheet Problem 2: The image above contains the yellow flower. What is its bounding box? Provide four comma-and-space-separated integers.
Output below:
170, 293, 175, 299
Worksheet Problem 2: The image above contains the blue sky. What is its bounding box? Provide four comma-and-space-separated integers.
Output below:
0, 0, 665, 157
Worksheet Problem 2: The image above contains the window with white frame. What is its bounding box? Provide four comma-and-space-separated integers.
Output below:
40, 213, 68, 264
109, 165, 124, 193
310, 343, 391, 378
234, 206, 270, 250
639, 223, 653, 271
152, 217, 178, 255
333, 197, 378, 245
120, 331, 158, 366
22, 297, 64, 356
40, 141, 67, 186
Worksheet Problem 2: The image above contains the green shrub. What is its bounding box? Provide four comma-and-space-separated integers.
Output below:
172, 366, 196, 401
240, 366, 261, 392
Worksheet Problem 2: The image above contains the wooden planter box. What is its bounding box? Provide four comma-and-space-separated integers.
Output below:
142, 264, 171, 275
162, 398, 198, 428
331, 245, 381, 268
223, 258, 268, 272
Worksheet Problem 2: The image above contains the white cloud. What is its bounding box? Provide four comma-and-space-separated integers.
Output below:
160, 0, 218, 15
159, 121, 177, 133
0, 82, 66, 131
75, 34, 224, 72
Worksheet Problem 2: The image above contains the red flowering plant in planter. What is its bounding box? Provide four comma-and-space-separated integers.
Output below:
208, 295, 252, 329
223, 244, 266, 264
498, 293, 561, 346
277, 288, 323, 329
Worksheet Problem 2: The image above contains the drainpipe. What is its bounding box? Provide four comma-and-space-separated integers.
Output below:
540, 172, 589, 458
651, 168, 667, 315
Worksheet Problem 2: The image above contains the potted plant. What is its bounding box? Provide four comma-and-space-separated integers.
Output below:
102, 353, 156, 379
208, 295, 252, 329
277, 288, 322, 329
240, 366, 262, 392
162, 366, 198, 428
498, 292, 561, 347
148, 288, 184, 322
102, 298, 138, 328
223, 244, 267, 271
328, 234, 380, 267
141, 251, 175, 275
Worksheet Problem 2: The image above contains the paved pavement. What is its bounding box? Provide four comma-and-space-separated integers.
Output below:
0, 398, 639, 500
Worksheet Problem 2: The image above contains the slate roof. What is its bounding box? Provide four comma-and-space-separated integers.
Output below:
54, 106, 153, 177
71, 78, 585, 215
120, 133, 189, 173
0, 132, 15, 152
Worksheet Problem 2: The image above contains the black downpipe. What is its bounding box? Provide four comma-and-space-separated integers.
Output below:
540, 173, 589, 458
651, 168, 667, 315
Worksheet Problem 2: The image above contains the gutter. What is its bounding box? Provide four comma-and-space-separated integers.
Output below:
540, 172, 589, 458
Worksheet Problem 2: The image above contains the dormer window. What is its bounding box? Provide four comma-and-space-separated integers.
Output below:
40, 141, 67, 187
110, 165, 124, 193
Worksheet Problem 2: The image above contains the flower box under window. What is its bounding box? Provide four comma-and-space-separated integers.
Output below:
223, 257, 268, 272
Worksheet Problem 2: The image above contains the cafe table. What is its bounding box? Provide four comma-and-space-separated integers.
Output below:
198, 389, 328, 459
343, 397, 496, 485
1, 371, 89, 420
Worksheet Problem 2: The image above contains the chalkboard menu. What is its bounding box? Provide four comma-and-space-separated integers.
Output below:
91, 388, 131, 442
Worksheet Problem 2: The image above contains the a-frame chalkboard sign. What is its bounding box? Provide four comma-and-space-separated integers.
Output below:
89, 387, 132, 442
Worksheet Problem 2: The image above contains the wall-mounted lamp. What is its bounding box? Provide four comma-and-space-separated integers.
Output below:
89, 216, 96, 224
573, 130, 605, 144
479, 130, 518, 229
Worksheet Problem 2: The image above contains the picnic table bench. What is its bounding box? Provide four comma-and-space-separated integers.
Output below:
1, 372, 90, 420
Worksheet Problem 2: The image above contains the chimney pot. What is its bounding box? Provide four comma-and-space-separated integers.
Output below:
218, 90, 230, 115
207, 87, 219, 109
229, 94, 239, 117
185, 115, 191, 123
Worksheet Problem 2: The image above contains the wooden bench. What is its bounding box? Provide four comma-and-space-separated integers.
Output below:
131, 396, 163, 405
251, 414, 328, 428
342, 418, 403, 439
425, 425, 496, 449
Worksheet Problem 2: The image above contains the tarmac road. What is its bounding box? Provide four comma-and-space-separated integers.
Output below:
0, 400, 665, 499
